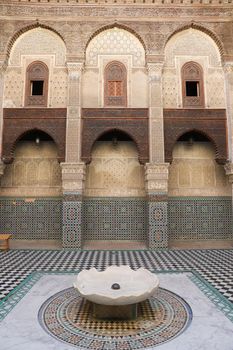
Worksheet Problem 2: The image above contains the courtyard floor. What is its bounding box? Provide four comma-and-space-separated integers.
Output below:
0, 248, 233, 349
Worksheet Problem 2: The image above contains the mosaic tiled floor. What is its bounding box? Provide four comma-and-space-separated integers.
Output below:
0, 271, 233, 350
38, 286, 192, 349
0, 249, 233, 304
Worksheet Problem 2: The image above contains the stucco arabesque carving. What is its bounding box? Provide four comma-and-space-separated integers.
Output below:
145, 163, 170, 193
147, 63, 164, 84
0, 56, 7, 77
0, 161, 5, 177
60, 162, 86, 192
224, 162, 233, 183
67, 62, 84, 81
223, 62, 233, 86
223, 62, 233, 75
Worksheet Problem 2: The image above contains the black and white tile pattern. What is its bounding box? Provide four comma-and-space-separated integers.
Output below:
0, 249, 233, 303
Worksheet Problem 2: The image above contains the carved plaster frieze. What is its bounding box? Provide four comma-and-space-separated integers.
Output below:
224, 162, 233, 183
147, 63, 164, 83
145, 163, 169, 193
67, 62, 84, 81
223, 62, 233, 75
61, 162, 86, 193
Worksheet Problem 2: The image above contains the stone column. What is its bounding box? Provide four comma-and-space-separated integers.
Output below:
61, 60, 86, 248
145, 163, 169, 249
224, 62, 233, 161
61, 162, 86, 248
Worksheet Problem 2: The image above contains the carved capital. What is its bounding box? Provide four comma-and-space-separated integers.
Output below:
60, 162, 86, 193
224, 162, 233, 183
67, 62, 84, 81
145, 162, 169, 193
147, 63, 163, 83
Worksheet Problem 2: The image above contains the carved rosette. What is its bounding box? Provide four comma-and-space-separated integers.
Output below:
224, 162, 233, 183
61, 162, 86, 194
145, 163, 170, 195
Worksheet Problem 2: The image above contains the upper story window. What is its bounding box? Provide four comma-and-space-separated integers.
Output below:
182, 62, 204, 108
104, 61, 127, 107
25, 61, 48, 107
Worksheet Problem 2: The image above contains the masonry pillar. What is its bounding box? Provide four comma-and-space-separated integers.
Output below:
61, 162, 85, 248
145, 163, 169, 248
0, 57, 6, 158
61, 60, 86, 248
224, 162, 233, 238
146, 58, 170, 249
224, 62, 233, 161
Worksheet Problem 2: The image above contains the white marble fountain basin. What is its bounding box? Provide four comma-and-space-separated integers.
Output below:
73, 265, 159, 305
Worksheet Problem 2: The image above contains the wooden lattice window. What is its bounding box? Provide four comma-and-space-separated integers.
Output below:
182, 62, 204, 108
25, 61, 49, 107
104, 61, 127, 107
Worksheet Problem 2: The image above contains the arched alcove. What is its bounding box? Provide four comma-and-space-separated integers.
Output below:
4, 27, 67, 108
85, 130, 145, 198
163, 28, 225, 109
83, 26, 147, 108
83, 130, 147, 243
0, 130, 62, 197
168, 130, 231, 197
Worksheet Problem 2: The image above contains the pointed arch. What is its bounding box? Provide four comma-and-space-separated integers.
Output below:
165, 23, 224, 60
5, 23, 66, 61
85, 23, 146, 53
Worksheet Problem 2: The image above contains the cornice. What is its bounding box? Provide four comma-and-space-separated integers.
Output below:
0, 2, 232, 21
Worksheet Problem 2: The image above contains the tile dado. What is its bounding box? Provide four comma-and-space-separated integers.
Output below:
83, 197, 147, 241
168, 197, 233, 240
0, 198, 62, 240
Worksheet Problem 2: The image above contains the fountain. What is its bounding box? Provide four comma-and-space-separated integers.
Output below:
73, 265, 159, 320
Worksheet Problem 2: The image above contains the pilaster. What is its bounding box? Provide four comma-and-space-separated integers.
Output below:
66, 61, 83, 163
147, 58, 164, 163
224, 162, 233, 236
0, 57, 7, 158
224, 62, 233, 162
225, 162, 233, 195
145, 163, 169, 249
61, 162, 86, 249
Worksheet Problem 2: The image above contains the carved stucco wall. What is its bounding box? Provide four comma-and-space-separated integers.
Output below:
0, 141, 62, 197
163, 29, 225, 109
168, 142, 231, 197
3, 28, 67, 108
83, 27, 147, 108
85, 141, 145, 197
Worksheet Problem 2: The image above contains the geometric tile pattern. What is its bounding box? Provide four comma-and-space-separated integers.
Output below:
168, 197, 233, 240
0, 249, 233, 306
148, 201, 168, 249
38, 285, 192, 349
0, 198, 62, 240
83, 198, 147, 241
62, 201, 82, 248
